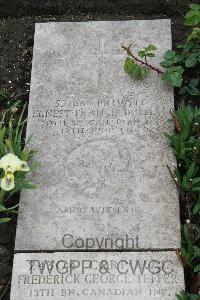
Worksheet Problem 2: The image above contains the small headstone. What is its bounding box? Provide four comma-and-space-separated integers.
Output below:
11, 251, 184, 300
15, 20, 181, 251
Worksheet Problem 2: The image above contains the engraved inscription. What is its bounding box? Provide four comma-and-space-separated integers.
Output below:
11, 253, 184, 299
31, 95, 167, 140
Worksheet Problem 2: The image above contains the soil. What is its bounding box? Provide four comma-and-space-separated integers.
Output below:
0, 7, 198, 300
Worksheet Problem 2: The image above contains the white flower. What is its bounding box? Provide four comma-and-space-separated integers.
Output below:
0, 153, 29, 191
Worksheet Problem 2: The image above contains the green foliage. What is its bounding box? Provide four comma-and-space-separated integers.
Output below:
123, 44, 157, 80
123, 4, 200, 100
169, 105, 200, 207
0, 203, 18, 224
162, 66, 184, 87
0, 90, 23, 111
168, 105, 200, 297
161, 4, 200, 99
185, 4, 200, 26
176, 290, 200, 300
187, 27, 200, 42
161, 50, 181, 66
0, 107, 37, 165
181, 224, 200, 268
0, 106, 38, 223
124, 57, 149, 79
138, 44, 157, 58
179, 79, 199, 97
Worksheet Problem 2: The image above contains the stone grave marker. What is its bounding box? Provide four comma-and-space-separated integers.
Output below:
10, 20, 185, 299
11, 252, 184, 299
15, 20, 181, 251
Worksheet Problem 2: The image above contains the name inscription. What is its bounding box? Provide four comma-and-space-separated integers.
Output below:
17, 257, 178, 298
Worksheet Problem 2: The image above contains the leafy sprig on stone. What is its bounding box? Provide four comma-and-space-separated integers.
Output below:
122, 4, 200, 100
122, 44, 161, 80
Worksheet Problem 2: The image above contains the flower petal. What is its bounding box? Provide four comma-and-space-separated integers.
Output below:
0, 153, 29, 173
17, 160, 30, 172
1, 174, 15, 191
0, 153, 19, 172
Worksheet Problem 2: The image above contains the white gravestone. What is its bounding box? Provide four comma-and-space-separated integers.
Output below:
10, 20, 185, 300
15, 20, 181, 251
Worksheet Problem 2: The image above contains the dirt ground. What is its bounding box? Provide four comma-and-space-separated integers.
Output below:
0, 8, 195, 299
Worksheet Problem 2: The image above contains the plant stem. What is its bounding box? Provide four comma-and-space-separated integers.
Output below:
170, 110, 183, 133
122, 45, 164, 75
166, 165, 184, 198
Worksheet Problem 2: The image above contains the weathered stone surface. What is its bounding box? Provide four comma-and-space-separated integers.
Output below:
15, 20, 181, 251
10, 251, 184, 300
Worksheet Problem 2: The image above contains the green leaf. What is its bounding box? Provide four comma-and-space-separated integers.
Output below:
192, 186, 200, 192
185, 54, 198, 68
145, 44, 157, 51
176, 290, 187, 300
162, 66, 184, 87
179, 86, 188, 95
194, 264, 200, 272
192, 177, 200, 185
171, 72, 183, 87
189, 4, 200, 11
0, 204, 18, 213
0, 127, 6, 144
138, 50, 146, 58
186, 162, 196, 179
193, 246, 200, 257
188, 86, 199, 96
176, 291, 199, 300
193, 202, 200, 214
183, 224, 190, 241
0, 218, 11, 223
164, 50, 176, 60
131, 64, 141, 79
14, 178, 37, 192
161, 60, 174, 67
124, 57, 134, 74
179, 79, 200, 96
29, 162, 41, 172
140, 66, 149, 79
191, 295, 200, 300
146, 53, 155, 57
185, 4, 200, 26
187, 27, 200, 42
22, 182, 37, 189
189, 79, 199, 87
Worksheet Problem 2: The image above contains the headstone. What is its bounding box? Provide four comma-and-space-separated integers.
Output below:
11, 252, 184, 300
15, 20, 181, 251
10, 20, 185, 299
